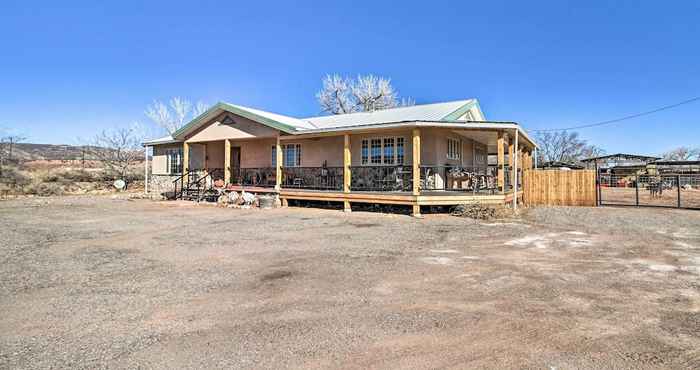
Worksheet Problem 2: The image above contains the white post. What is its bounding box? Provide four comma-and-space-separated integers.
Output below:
512, 129, 519, 210
533, 147, 538, 169
144, 146, 149, 195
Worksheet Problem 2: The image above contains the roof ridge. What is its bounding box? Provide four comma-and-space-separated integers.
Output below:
303, 99, 474, 120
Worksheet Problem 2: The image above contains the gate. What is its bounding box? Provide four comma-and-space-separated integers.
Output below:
597, 173, 700, 209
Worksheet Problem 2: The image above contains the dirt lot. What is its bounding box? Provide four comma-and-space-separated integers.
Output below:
601, 187, 700, 209
1, 196, 700, 369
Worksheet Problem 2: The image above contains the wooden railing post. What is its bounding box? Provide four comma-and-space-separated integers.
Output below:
497, 131, 505, 191
224, 139, 231, 184
343, 134, 351, 212
412, 128, 421, 217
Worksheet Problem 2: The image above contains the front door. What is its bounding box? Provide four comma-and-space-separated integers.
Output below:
231, 147, 241, 183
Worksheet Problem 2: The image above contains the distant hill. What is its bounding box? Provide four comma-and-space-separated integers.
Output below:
10, 143, 92, 161
7, 143, 144, 162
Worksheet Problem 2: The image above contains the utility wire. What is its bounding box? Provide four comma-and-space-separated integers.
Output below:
531, 96, 700, 132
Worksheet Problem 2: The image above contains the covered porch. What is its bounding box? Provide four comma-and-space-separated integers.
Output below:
171, 123, 533, 215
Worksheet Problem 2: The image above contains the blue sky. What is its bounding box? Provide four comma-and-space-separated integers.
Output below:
1, 0, 699, 155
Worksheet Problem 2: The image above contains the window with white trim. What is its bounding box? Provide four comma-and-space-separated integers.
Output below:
464, 110, 475, 121
447, 138, 461, 160
271, 144, 301, 167
165, 148, 183, 174
361, 137, 405, 165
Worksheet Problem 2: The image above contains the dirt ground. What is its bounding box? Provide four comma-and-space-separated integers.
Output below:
1, 196, 700, 369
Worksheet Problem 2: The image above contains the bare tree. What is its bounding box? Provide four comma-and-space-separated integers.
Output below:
316, 74, 413, 114
145, 97, 209, 136
662, 146, 700, 161
535, 131, 604, 164
0, 133, 27, 177
84, 124, 144, 182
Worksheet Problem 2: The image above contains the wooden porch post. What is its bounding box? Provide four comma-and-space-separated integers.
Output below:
224, 139, 231, 184
513, 129, 519, 209
497, 132, 505, 191
508, 135, 514, 191
183, 142, 189, 174
275, 135, 282, 191
343, 133, 351, 212
412, 128, 421, 217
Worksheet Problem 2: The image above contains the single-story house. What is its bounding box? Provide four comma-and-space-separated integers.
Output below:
143, 99, 536, 216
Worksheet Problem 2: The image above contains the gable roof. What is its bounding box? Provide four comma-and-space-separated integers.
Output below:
303, 99, 479, 129
171, 102, 317, 139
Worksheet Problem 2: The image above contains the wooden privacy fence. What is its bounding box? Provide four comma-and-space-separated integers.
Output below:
523, 170, 596, 206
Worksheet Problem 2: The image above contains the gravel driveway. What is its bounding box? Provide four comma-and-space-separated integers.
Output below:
1, 196, 699, 369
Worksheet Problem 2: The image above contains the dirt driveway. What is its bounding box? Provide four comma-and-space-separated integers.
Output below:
1, 196, 699, 369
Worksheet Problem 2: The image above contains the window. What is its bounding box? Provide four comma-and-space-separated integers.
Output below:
166, 148, 183, 174
271, 144, 301, 167
361, 137, 405, 165
447, 138, 461, 160
370, 139, 382, 164
383, 138, 394, 164
271, 145, 277, 167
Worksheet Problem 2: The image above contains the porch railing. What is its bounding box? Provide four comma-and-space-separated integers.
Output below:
350, 165, 413, 192
230, 167, 276, 187
420, 165, 498, 194
281, 166, 343, 190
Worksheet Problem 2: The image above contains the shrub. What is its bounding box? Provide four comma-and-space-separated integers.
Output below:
0, 166, 31, 188
25, 182, 64, 196
42, 169, 96, 183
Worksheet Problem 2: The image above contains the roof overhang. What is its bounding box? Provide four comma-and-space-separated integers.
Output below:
288, 120, 537, 148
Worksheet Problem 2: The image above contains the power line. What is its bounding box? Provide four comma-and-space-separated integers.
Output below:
531, 96, 700, 132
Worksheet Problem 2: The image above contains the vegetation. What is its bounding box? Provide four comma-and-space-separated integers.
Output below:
534, 131, 604, 164
316, 74, 414, 114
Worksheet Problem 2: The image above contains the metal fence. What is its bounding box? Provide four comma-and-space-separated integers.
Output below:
597, 173, 700, 209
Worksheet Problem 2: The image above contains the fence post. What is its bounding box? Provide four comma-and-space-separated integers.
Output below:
677, 175, 682, 208
635, 175, 639, 206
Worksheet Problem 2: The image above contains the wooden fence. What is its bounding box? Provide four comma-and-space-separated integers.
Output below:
523, 170, 596, 206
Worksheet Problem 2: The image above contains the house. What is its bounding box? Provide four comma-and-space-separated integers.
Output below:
143, 99, 536, 216
539, 161, 585, 170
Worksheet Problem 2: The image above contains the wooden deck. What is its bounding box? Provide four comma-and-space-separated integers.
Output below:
279, 189, 520, 206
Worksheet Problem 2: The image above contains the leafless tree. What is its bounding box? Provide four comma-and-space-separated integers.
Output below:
535, 131, 604, 164
84, 124, 144, 181
662, 146, 700, 161
145, 97, 209, 135
0, 134, 26, 176
317, 74, 413, 114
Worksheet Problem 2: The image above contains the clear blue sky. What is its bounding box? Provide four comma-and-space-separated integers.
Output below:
1, 0, 699, 156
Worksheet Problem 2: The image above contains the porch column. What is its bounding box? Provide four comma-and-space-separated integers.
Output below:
497, 132, 505, 191
275, 135, 282, 191
508, 136, 514, 191
412, 128, 421, 217
224, 139, 231, 184
343, 134, 351, 212
513, 129, 519, 210
144, 146, 149, 195
183, 142, 189, 174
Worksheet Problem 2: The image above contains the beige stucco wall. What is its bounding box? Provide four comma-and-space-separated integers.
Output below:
186, 112, 280, 143
205, 141, 225, 169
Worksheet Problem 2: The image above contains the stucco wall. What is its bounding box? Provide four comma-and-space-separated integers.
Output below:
186, 112, 280, 142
